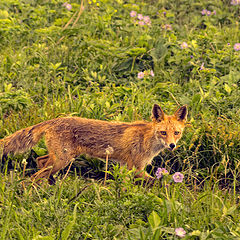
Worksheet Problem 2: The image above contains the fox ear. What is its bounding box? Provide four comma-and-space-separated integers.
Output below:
152, 104, 165, 122
174, 105, 188, 121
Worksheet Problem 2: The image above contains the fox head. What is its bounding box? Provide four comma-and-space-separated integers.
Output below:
151, 104, 188, 151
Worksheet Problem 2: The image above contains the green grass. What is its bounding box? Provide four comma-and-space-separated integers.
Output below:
1, 0, 240, 239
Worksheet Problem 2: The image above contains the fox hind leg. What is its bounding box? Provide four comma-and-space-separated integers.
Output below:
35, 154, 57, 185
31, 153, 55, 184
32, 151, 76, 185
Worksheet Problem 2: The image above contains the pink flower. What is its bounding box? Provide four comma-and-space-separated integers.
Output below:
201, 9, 208, 15
233, 43, 240, 51
130, 11, 137, 17
155, 168, 169, 179
150, 70, 154, 77
206, 10, 211, 16
137, 14, 143, 20
162, 24, 172, 31
172, 172, 184, 183
200, 62, 205, 70
137, 72, 144, 79
175, 228, 186, 238
201, 9, 216, 16
63, 2, 72, 11
138, 21, 145, 26
143, 16, 151, 25
231, 0, 240, 5
180, 42, 188, 49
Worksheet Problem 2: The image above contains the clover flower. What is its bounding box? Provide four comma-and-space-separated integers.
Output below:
130, 10, 137, 17
63, 3, 72, 11
233, 43, 240, 51
155, 168, 169, 179
231, 0, 240, 5
172, 172, 184, 183
175, 228, 186, 238
137, 72, 144, 79
180, 42, 188, 49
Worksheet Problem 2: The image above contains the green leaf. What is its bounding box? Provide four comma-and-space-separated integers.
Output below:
61, 203, 78, 240
224, 83, 231, 94
33, 236, 54, 240
127, 48, 146, 56
148, 211, 161, 230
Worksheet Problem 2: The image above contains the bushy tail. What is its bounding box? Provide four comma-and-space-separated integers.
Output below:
0, 121, 52, 158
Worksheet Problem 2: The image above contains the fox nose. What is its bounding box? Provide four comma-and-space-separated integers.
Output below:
169, 143, 176, 150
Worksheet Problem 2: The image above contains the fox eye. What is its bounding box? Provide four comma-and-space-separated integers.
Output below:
174, 131, 180, 135
160, 131, 167, 136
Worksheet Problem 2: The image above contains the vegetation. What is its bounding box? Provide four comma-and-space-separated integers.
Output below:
0, 0, 240, 239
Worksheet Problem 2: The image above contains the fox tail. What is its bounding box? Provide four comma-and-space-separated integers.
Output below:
0, 121, 51, 158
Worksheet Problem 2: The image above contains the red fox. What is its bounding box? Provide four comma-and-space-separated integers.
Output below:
0, 104, 187, 183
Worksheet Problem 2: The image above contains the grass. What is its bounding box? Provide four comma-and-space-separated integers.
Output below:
1, 0, 240, 239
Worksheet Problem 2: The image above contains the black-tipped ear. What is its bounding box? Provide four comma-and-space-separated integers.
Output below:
174, 105, 188, 121
152, 104, 165, 122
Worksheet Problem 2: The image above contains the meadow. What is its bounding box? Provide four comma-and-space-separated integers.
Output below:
0, 0, 240, 239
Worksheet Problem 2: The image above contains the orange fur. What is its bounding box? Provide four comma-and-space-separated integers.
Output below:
0, 104, 187, 183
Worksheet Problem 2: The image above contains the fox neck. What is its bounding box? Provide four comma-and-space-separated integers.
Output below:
143, 123, 168, 156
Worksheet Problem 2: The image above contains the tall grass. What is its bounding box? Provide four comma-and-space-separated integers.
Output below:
1, 0, 240, 239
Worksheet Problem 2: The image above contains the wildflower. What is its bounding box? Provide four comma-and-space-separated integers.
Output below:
162, 24, 172, 31
200, 62, 205, 70
175, 228, 186, 238
206, 10, 211, 16
155, 167, 169, 179
130, 10, 137, 17
137, 14, 143, 20
180, 42, 188, 49
143, 15, 151, 25
105, 145, 114, 155
22, 158, 27, 165
201, 9, 215, 16
172, 172, 184, 183
138, 20, 145, 26
150, 70, 154, 77
137, 72, 144, 79
231, 0, 240, 5
233, 43, 240, 51
63, 2, 72, 11
201, 9, 208, 15
143, 70, 154, 77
